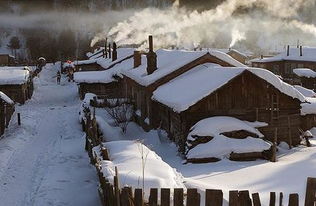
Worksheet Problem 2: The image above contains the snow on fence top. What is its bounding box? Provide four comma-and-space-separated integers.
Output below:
293, 68, 316, 78
96, 140, 185, 199
251, 47, 316, 63
152, 64, 306, 113
74, 57, 134, 84
122, 49, 245, 87
0, 91, 14, 104
0, 70, 30, 85
186, 116, 271, 159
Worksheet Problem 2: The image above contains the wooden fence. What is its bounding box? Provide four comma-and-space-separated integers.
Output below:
81, 104, 316, 206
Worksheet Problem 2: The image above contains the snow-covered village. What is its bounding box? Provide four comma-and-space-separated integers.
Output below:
2, 0, 316, 206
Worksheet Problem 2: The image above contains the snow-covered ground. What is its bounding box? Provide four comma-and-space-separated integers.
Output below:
91, 104, 316, 206
0, 64, 99, 206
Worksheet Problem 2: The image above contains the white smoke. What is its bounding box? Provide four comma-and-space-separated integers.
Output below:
92, 0, 316, 54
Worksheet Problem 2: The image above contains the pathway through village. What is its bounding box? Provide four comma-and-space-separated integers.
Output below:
0, 64, 99, 206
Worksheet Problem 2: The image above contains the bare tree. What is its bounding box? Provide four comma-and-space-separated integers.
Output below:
105, 99, 133, 133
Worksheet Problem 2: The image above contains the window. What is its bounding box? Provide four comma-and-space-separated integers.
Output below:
271, 94, 279, 121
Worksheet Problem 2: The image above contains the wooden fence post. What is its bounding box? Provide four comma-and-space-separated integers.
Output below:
161, 188, 170, 206
174, 188, 184, 206
269, 192, 276, 206
101, 147, 109, 160
114, 167, 120, 206
288, 193, 299, 206
279, 192, 283, 206
186, 189, 200, 206
17, 113, 21, 125
305, 177, 316, 206
134, 188, 143, 206
239, 190, 252, 206
121, 187, 133, 206
205, 189, 223, 206
149, 188, 158, 206
229, 191, 239, 206
252, 193, 262, 206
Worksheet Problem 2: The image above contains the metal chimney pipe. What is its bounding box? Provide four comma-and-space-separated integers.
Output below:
112, 42, 117, 61
287, 45, 290, 56
300, 46, 303, 56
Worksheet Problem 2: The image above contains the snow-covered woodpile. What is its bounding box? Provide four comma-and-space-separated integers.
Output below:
0, 91, 14, 136
0, 69, 33, 104
185, 117, 272, 163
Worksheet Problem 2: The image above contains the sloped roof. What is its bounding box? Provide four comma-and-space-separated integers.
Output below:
122, 49, 245, 87
152, 63, 305, 113
251, 47, 316, 63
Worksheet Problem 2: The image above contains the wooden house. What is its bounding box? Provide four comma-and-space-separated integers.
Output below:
74, 46, 135, 99
151, 64, 306, 153
293, 68, 316, 90
0, 70, 33, 104
251, 46, 316, 83
0, 54, 16, 66
0, 92, 15, 136
75, 45, 134, 72
215, 48, 252, 65
122, 36, 245, 130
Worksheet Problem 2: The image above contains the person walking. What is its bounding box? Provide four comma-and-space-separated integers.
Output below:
57, 71, 61, 85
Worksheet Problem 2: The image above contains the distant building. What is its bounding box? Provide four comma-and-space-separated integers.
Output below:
293, 68, 316, 90
251, 46, 316, 83
0, 54, 16, 66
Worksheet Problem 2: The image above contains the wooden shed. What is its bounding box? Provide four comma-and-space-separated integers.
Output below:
0, 54, 16, 66
0, 92, 15, 136
0, 70, 33, 104
122, 47, 245, 130
152, 64, 305, 152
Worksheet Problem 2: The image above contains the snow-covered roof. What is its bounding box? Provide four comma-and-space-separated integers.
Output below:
62, 62, 75, 69
0, 70, 30, 85
77, 48, 134, 70
152, 64, 306, 113
293, 68, 316, 78
86, 47, 104, 59
186, 117, 271, 159
74, 57, 134, 84
294, 85, 316, 98
301, 97, 316, 115
0, 91, 14, 104
123, 49, 245, 87
251, 47, 316, 63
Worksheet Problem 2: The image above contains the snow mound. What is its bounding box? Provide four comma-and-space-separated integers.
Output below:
97, 141, 185, 199
186, 117, 271, 160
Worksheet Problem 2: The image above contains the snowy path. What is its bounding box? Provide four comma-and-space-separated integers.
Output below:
0, 65, 100, 206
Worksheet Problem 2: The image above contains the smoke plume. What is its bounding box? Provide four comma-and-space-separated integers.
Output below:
93, 0, 316, 54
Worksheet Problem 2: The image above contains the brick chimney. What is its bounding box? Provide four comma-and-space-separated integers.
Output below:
112, 42, 117, 61
146, 35, 157, 75
287, 45, 290, 56
134, 51, 141, 68
300, 46, 303, 56
108, 43, 112, 59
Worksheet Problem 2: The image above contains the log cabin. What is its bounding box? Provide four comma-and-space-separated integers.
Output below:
0, 91, 15, 136
122, 36, 245, 130
151, 63, 306, 153
251, 46, 316, 84
293, 68, 316, 91
74, 46, 135, 99
0, 69, 33, 104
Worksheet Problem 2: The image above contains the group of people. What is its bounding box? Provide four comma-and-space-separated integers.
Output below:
56, 66, 74, 84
